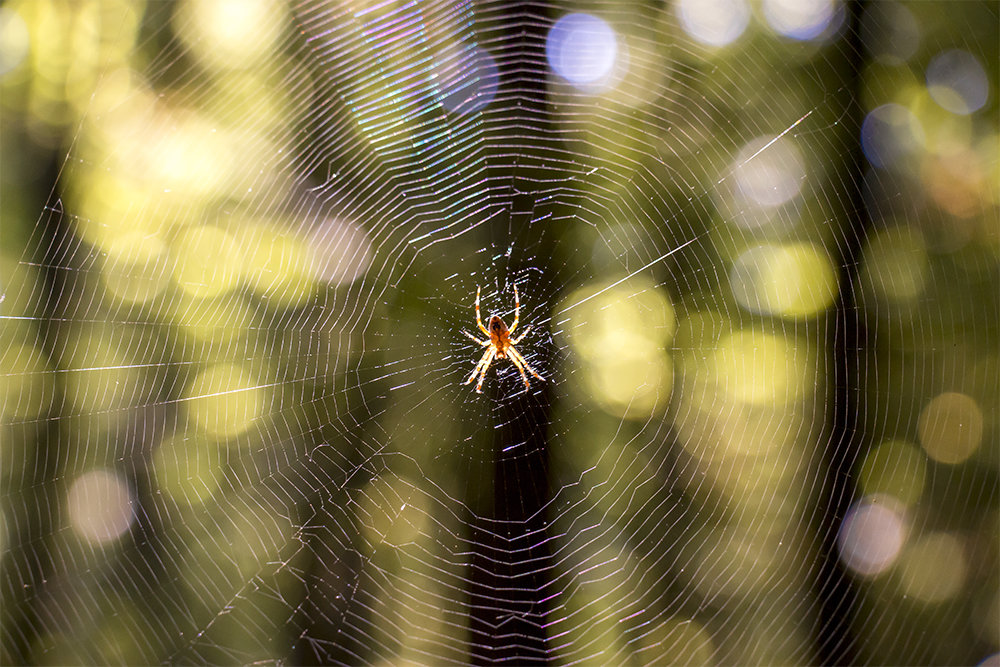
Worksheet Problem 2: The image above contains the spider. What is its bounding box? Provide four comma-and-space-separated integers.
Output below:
463, 285, 544, 394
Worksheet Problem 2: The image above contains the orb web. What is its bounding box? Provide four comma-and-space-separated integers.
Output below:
1, 1, 997, 665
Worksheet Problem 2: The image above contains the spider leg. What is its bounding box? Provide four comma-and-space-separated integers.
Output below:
509, 284, 520, 334
475, 286, 489, 336
466, 348, 493, 387
463, 330, 491, 346
508, 346, 543, 381
510, 325, 532, 345
507, 348, 532, 391
475, 349, 496, 393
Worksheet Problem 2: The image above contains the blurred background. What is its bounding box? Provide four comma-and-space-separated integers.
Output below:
0, 0, 997, 664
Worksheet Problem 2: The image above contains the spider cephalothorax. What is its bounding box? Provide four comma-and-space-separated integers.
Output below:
464, 285, 543, 393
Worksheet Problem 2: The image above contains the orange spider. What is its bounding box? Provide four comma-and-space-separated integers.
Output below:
464, 285, 544, 393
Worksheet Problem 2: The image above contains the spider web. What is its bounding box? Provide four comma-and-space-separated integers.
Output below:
1, 0, 997, 665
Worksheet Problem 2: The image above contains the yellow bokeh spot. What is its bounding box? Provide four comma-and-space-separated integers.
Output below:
148, 115, 233, 197
242, 223, 316, 307
358, 475, 428, 559
584, 340, 673, 419
88, 66, 138, 119
186, 363, 263, 438
60, 326, 140, 414
860, 226, 929, 305
744, 243, 839, 318
153, 434, 222, 505
175, 0, 287, 71
564, 280, 675, 418
0, 7, 30, 75
897, 532, 967, 603
918, 392, 983, 464
171, 225, 242, 299
910, 89, 973, 154
101, 232, 170, 305
174, 294, 254, 344
861, 63, 918, 113
713, 331, 805, 406
859, 440, 927, 507
70, 171, 174, 253
68, 102, 232, 252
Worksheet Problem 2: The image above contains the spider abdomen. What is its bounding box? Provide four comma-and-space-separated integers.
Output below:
465, 285, 543, 393
489, 315, 508, 336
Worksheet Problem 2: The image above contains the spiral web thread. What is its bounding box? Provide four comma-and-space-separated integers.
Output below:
0, 0, 997, 665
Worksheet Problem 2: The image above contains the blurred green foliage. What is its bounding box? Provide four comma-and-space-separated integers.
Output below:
1, 0, 997, 664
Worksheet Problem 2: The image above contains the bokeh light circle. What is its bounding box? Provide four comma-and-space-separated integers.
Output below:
838, 497, 906, 577
546, 13, 618, 88
0, 7, 29, 76
733, 136, 806, 210
763, 0, 836, 41
861, 103, 924, 169
896, 532, 967, 603
676, 0, 750, 47
67, 470, 134, 545
917, 392, 983, 465
926, 49, 989, 115
439, 47, 500, 114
